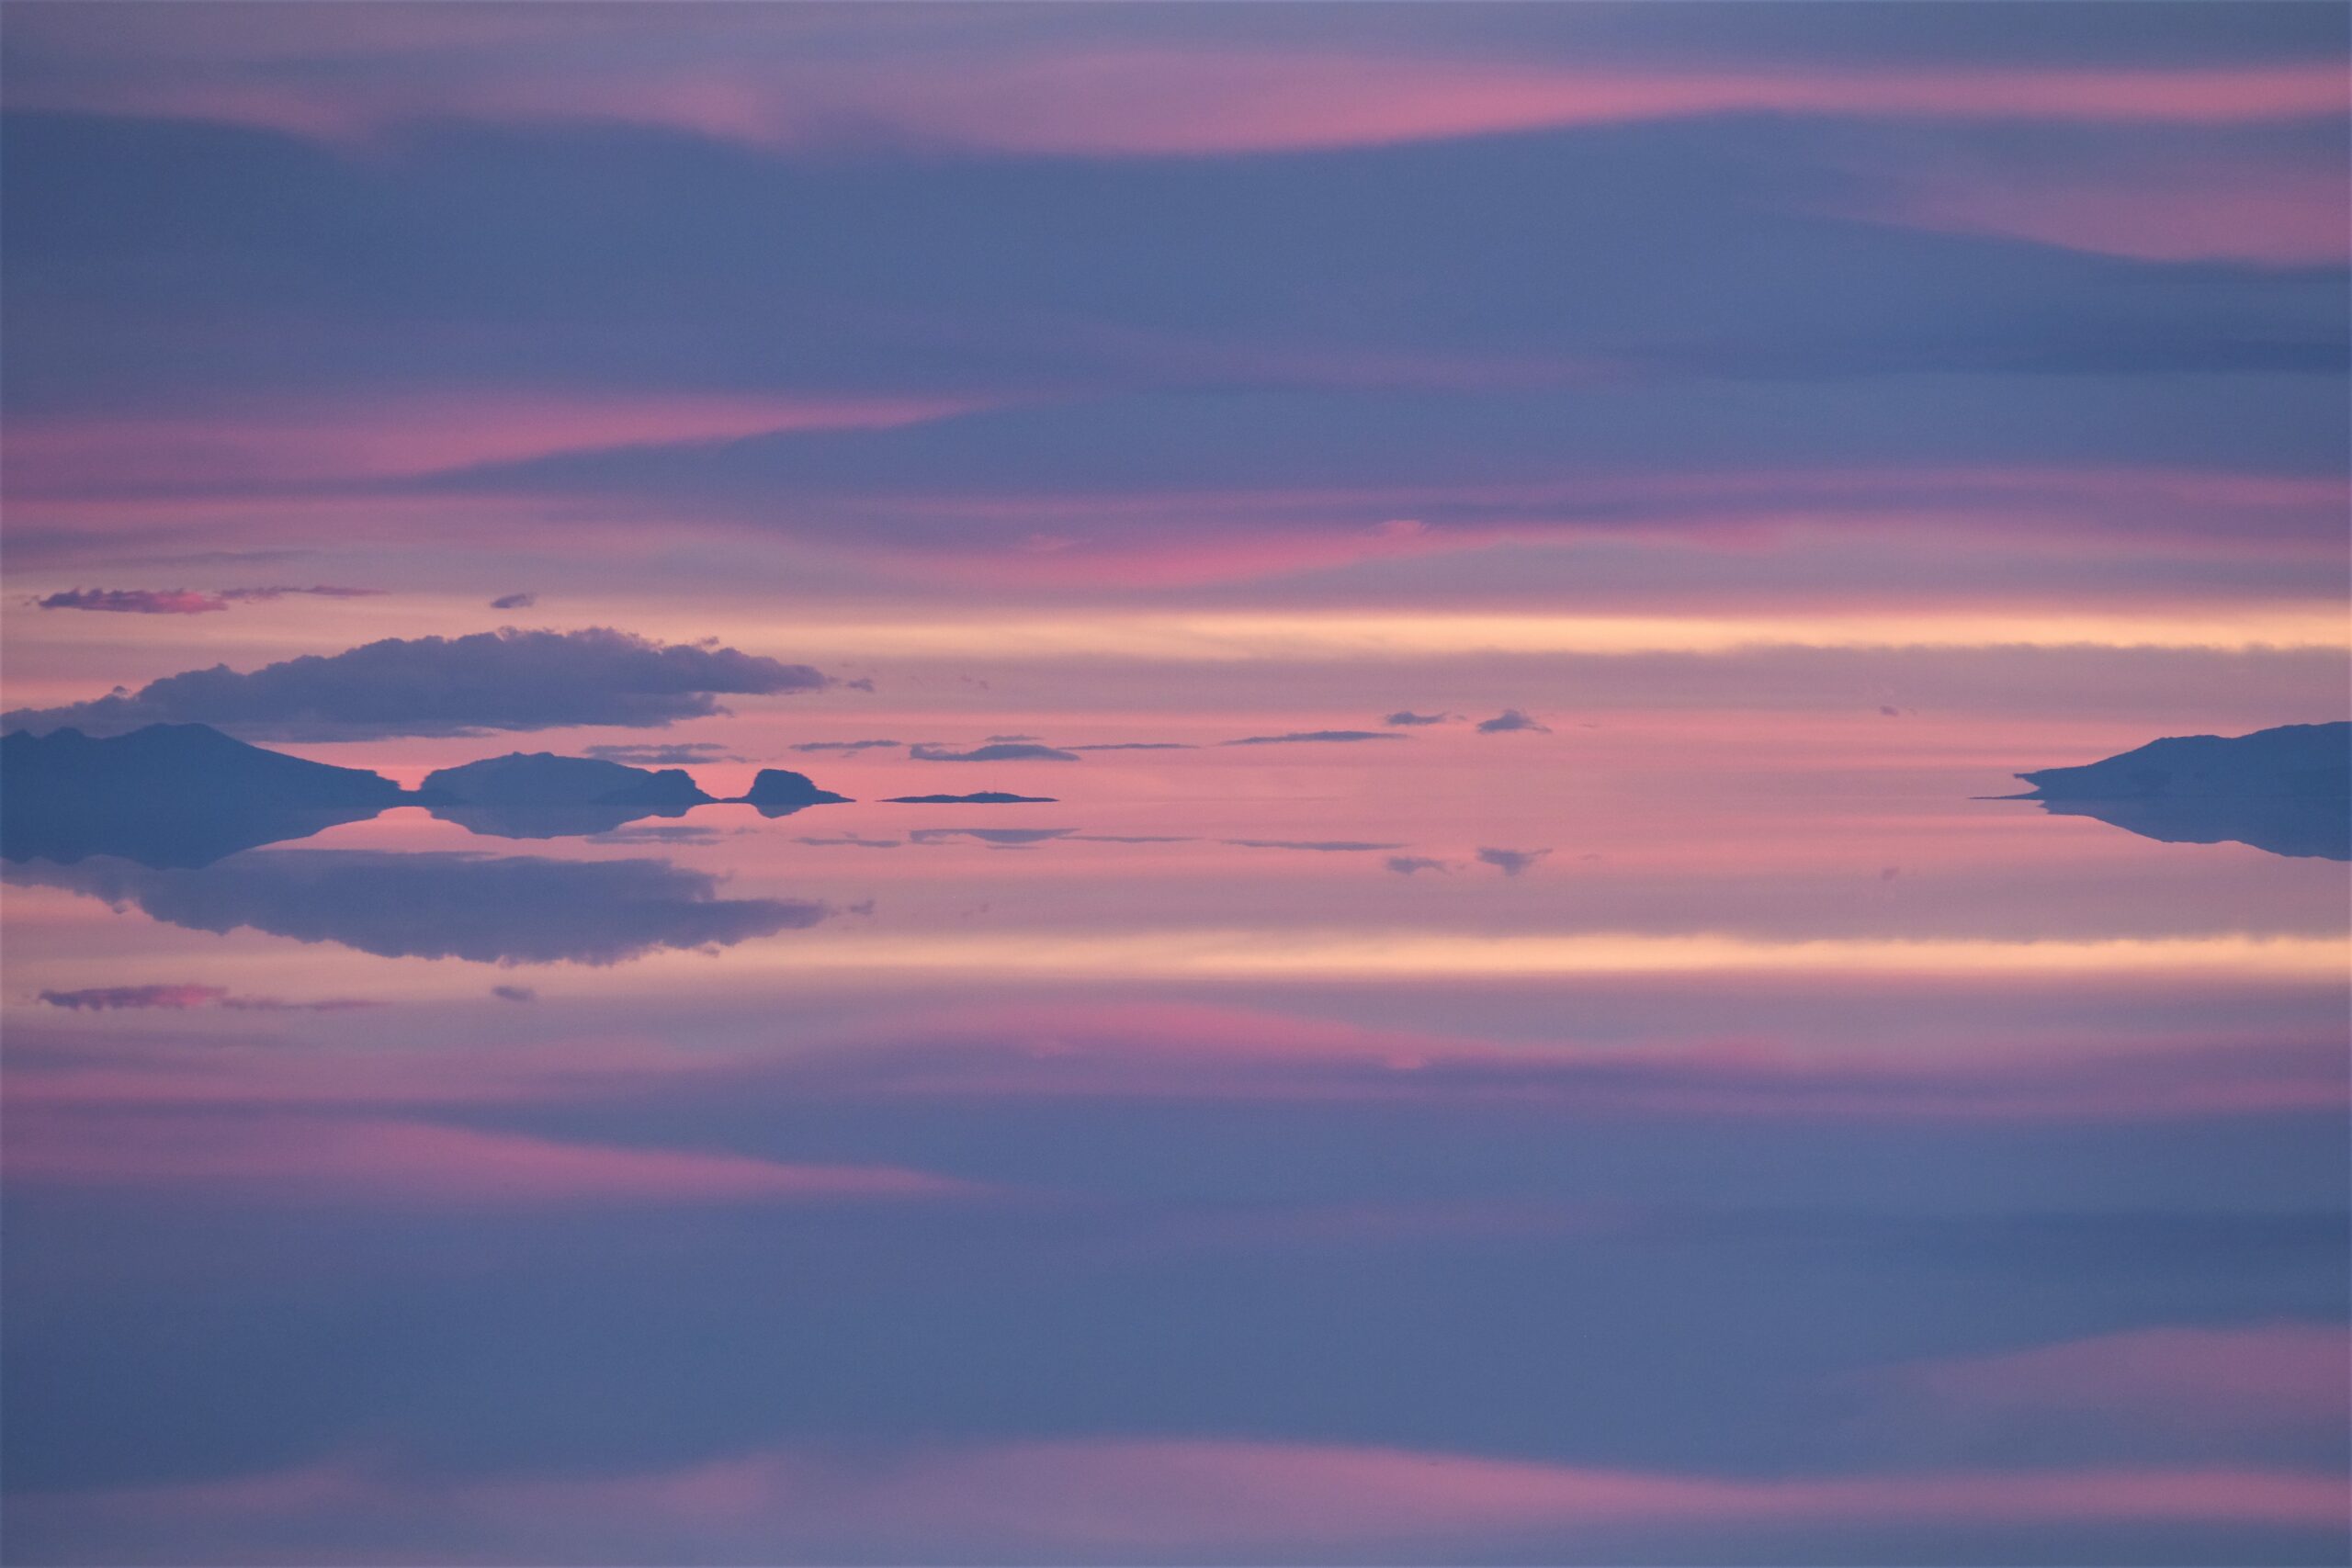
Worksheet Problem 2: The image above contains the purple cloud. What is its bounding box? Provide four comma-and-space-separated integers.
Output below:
909, 742, 1081, 762
1223, 731, 1408, 746
1, 627, 829, 741
32, 585, 382, 615
1476, 847, 1552, 875
33, 589, 228, 615
37, 983, 379, 1011
1476, 709, 1552, 734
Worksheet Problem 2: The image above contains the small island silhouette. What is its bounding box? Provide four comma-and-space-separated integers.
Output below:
0, 724, 856, 865
737, 768, 853, 818
422, 751, 718, 839
2007, 720, 2348, 861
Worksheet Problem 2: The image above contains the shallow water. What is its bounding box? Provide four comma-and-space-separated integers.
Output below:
3, 735, 2346, 1565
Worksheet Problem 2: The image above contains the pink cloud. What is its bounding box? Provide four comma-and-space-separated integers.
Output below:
1856, 161, 2352, 265
28, 1440, 2346, 1559
1, 388, 980, 501
1883, 1323, 2352, 1433
11, 446, 2342, 591
746, 1001, 2349, 1122
2, 1112, 978, 1206
15, 39, 2346, 155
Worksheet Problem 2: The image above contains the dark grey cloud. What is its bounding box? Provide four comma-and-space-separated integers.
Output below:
790, 739, 902, 753
1223, 731, 1408, 746
36, 983, 378, 1012
1066, 742, 1198, 751
1477, 847, 1553, 876
32, 588, 229, 615
982, 733, 1042, 743
0, 627, 828, 741
1385, 855, 1453, 875
4, 850, 829, 966
32, 585, 382, 615
1476, 709, 1552, 734
909, 742, 1081, 762
1384, 711, 1456, 727
490, 984, 537, 1003
490, 592, 537, 610
582, 741, 743, 765
796, 834, 902, 849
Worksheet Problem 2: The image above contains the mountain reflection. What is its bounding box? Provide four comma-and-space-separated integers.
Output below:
2029, 795, 2350, 862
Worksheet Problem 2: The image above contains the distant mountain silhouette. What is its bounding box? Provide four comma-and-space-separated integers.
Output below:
2012, 721, 2349, 861
421, 752, 718, 839
1, 724, 408, 868
882, 792, 1057, 804
732, 768, 852, 818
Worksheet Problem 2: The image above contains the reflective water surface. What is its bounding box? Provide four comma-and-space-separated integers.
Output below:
4, 731, 2346, 1565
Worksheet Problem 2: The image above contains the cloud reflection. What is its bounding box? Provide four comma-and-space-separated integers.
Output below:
5, 851, 829, 966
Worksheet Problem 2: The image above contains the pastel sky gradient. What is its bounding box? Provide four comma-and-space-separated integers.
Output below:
2, 5, 2347, 1565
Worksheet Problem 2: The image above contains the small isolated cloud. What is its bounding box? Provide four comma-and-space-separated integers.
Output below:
1476, 847, 1552, 876
490, 984, 537, 1003
35, 589, 227, 615
1386, 855, 1453, 875
1476, 709, 1553, 734
983, 733, 1042, 743
32, 585, 382, 615
491, 592, 537, 610
1384, 711, 1455, 727
38, 983, 378, 1011
1068, 742, 1197, 751
791, 739, 902, 753
1879, 705, 1903, 717
909, 742, 1081, 762
1, 626, 828, 740
1222, 731, 1407, 746
1226, 839, 1403, 852
582, 742, 743, 765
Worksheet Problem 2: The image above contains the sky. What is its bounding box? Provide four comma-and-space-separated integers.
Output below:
1, 0, 2346, 742
1, 5, 2347, 1565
